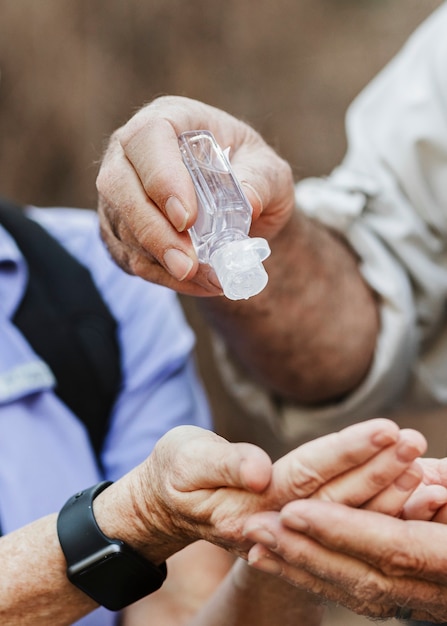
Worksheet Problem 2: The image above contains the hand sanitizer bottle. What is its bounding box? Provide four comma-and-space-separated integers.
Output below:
178, 130, 271, 300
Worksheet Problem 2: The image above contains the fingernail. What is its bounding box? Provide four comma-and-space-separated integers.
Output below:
244, 527, 277, 549
394, 468, 422, 491
248, 553, 282, 575
371, 431, 398, 447
163, 249, 194, 281
165, 196, 189, 232
280, 509, 309, 531
430, 499, 447, 511
396, 440, 422, 462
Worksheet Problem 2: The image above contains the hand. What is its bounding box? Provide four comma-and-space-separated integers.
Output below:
243, 422, 433, 620
245, 500, 447, 622
402, 457, 447, 522
127, 419, 425, 560
268, 419, 426, 518
96, 95, 295, 296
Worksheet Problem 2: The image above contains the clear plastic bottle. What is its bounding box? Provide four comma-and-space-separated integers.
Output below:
178, 130, 271, 301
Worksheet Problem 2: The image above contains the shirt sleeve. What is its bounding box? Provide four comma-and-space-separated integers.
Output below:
214, 3, 447, 445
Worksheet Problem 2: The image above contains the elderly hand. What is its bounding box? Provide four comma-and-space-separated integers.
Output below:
96, 95, 294, 296
246, 500, 447, 623
243, 451, 447, 623
125, 419, 426, 564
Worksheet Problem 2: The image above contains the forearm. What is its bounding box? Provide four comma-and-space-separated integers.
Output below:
0, 514, 97, 625
189, 558, 323, 626
0, 472, 184, 626
200, 209, 380, 404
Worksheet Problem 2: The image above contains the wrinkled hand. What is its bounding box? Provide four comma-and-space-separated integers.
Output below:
135, 419, 426, 561
96, 95, 294, 296
245, 500, 447, 622
244, 444, 447, 622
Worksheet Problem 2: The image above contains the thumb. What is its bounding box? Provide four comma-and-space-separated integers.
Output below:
157, 425, 272, 493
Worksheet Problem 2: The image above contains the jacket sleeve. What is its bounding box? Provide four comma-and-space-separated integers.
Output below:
215, 3, 447, 446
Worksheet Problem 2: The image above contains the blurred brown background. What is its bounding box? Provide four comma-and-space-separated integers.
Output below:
1, 0, 445, 451
0, 0, 441, 432
0, 2, 444, 625
0, 0, 442, 208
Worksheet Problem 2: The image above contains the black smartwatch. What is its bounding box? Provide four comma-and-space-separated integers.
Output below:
57, 481, 167, 611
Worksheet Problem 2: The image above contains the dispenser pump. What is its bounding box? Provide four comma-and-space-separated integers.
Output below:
178, 130, 271, 300
210, 238, 270, 301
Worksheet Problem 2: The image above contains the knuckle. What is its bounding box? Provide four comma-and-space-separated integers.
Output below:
346, 573, 412, 620
107, 244, 133, 276
126, 252, 155, 278
150, 94, 178, 110
95, 165, 115, 196
379, 529, 427, 577
144, 161, 175, 193
277, 154, 293, 183
355, 601, 396, 620
287, 458, 325, 496
366, 468, 394, 491
351, 569, 391, 605
333, 438, 367, 467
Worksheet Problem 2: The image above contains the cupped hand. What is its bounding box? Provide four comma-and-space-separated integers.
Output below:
246, 501, 447, 622
136, 425, 272, 555
136, 419, 426, 559
96, 95, 295, 295
242, 423, 447, 621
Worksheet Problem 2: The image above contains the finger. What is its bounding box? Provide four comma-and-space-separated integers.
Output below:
118, 96, 245, 230
247, 544, 443, 623
97, 139, 222, 294
418, 457, 447, 487
433, 502, 447, 524
97, 137, 196, 275
247, 547, 396, 620
363, 461, 423, 516
269, 418, 400, 503
119, 116, 198, 231
119, 96, 294, 239
99, 206, 217, 295
402, 484, 447, 521
278, 500, 447, 583
156, 425, 272, 494
97, 200, 144, 276
245, 507, 447, 620
245, 512, 438, 621
313, 429, 426, 510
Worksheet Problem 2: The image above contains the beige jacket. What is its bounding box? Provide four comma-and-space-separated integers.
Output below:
217, 3, 447, 446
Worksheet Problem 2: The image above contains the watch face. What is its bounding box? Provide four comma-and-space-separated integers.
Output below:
68, 544, 165, 611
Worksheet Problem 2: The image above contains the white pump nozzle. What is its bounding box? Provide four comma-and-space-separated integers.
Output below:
210, 237, 271, 300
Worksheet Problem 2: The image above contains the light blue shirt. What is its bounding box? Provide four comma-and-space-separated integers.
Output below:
0, 206, 212, 626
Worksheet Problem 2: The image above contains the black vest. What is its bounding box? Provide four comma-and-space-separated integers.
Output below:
0, 198, 122, 460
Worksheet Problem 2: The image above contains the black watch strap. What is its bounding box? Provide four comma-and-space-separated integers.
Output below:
57, 481, 167, 611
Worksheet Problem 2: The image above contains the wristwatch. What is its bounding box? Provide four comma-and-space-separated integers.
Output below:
57, 481, 167, 611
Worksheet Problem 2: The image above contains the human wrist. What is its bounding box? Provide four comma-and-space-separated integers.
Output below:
92, 468, 184, 565
57, 481, 168, 611
201, 207, 378, 404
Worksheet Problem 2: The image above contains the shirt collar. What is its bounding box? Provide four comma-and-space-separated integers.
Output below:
0, 226, 55, 399
0, 224, 28, 319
